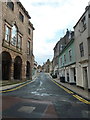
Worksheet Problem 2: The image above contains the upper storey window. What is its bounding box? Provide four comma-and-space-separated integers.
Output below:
5, 25, 11, 42
28, 28, 31, 35
79, 42, 84, 57
7, 0, 14, 11
11, 25, 17, 46
81, 16, 86, 30
79, 16, 86, 33
19, 12, 24, 22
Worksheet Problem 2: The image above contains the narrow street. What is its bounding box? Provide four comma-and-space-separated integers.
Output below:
2, 73, 90, 119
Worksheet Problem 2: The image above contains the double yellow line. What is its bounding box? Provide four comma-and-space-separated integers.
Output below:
0, 79, 36, 93
51, 79, 90, 104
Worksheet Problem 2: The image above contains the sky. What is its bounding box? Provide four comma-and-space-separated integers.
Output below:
20, 0, 89, 65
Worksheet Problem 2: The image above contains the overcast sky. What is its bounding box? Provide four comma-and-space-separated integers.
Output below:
20, 0, 89, 65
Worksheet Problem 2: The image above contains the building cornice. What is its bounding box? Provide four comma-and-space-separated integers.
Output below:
17, 2, 31, 19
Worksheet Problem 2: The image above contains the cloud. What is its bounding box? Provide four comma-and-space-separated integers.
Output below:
20, 0, 89, 65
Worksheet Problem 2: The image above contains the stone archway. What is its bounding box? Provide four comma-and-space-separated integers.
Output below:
14, 56, 22, 80
2, 51, 12, 80
26, 61, 30, 79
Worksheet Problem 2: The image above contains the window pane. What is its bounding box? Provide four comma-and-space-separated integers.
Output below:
27, 41, 30, 54
7, 1, 14, 11
5, 25, 10, 42
18, 35, 22, 49
19, 12, 24, 22
11, 25, 17, 46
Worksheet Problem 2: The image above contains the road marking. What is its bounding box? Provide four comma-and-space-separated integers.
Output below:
0, 79, 36, 93
51, 79, 73, 94
73, 95, 90, 104
50, 79, 90, 104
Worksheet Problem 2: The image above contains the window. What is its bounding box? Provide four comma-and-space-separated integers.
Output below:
79, 42, 84, 57
17, 35, 22, 49
27, 41, 30, 54
69, 49, 72, 61
60, 57, 62, 66
11, 25, 17, 46
64, 54, 66, 64
89, 14, 90, 18
7, 1, 14, 11
28, 28, 31, 35
82, 16, 86, 30
5, 25, 11, 42
19, 12, 24, 22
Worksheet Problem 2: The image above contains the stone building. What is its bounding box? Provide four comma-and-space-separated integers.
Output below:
74, 4, 90, 90
42, 59, 52, 73
53, 29, 71, 77
58, 31, 76, 84
1, 0, 35, 81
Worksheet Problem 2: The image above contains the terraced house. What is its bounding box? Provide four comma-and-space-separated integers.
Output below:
1, 0, 35, 81
58, 31, 76, 84
74, 5, 90, 90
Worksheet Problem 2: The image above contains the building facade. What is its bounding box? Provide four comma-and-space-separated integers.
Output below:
58, 31, 76, 84
42, 59, 52, 73
53, 29, 72, 77
74, 5, 90, 89
1, 1, 34, 81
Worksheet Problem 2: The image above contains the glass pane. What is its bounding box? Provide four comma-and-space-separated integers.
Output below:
18, 35, 22, 49
5, 26, 10, 42
11, 25, 17, 46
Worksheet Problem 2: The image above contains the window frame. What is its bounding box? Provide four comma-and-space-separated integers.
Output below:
17, 34, 22, 50
64, 54, 66, 64
11, 25, 18, 46
19, 12, 24, 23
27, 40, 30, 55
5, 24, 11, 43
7, 1, 14, 11
79, 42, 84, 57
28, 28, 31, 35
68, 49, 72, 62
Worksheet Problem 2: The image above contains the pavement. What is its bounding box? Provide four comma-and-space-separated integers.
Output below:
0, 73, 90, 101
0, 73, 38, 91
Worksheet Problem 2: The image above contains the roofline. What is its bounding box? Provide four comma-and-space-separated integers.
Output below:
17, 1, 31, 19
74, 5, 90, 28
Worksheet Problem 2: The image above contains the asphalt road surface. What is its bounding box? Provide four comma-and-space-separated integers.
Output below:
1, 73, 90, 119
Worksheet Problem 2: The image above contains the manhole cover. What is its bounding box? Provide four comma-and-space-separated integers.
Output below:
18, 106, 36, 114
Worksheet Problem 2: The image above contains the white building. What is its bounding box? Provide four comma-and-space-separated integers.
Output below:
74, 5, 90, 90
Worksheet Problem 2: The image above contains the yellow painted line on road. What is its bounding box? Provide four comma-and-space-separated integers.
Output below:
0, 79, 36, 93
50, 79, 90, 104
73, 95, 90, 104
51, 79, 73, 94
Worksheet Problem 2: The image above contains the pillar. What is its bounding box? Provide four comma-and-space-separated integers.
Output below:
10, 58, 14, 80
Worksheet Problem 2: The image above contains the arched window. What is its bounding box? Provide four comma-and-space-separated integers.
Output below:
11, 25, 17, 46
